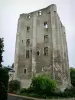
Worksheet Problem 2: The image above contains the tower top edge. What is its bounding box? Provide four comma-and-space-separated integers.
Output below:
20, 4, 57, 17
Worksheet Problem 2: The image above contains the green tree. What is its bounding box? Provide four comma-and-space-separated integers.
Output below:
70, 67, 75, 87
0, 38, 4, 67
30, 75, 57, 96
0, 68, 9, 100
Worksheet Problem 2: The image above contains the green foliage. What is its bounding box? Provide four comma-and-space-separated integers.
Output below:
64, 87, 75, 97
19, 74, 75, 99
18, 69, 75, 98
0, 82, 7, 100
9, 80, 20, 93
0, 68, 9, 100
0, 38, 4, 67
19, 88, 27, 94
19, 87, 75, 99
30, 75, 57, 95
56, 87, 75, 98
19, 75, 57, 98
70, 67, 75, 87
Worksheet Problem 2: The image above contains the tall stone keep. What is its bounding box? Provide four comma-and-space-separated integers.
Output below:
14, 4, 70, 90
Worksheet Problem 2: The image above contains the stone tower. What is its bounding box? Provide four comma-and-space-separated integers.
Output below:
14, 4, 70, 90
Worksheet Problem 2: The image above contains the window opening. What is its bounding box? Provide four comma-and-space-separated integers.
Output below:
28, 14, 30, 18
38, 11, 42, 15
44, 47, 48, 56
26, 39, 30, 46
26, 50, 29, 58
44, 21, 48, 28
44, 35, 48, 42
24, 69, 26, 74
22, 40, 23, 43
27, 26, 30, 32
37, 51, 40, 56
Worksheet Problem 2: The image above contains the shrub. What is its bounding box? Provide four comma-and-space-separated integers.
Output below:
20, 88, 27, 94
30, 75, 57, 96
9, 80, 20, 93
0, 68, 9, 100
53, 87, 75, 98
70, 67, 75, 87
0, 82, 7, 100
64, 87, 75, 97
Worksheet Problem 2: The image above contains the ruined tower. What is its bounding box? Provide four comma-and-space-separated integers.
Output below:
14, 4, 70, 90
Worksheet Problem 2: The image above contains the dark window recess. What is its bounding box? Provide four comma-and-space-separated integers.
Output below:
24, 69, 26, 74
22, 40, 23, 43
37, 51, 40, 56
27, 14, 30, 18
27, 26, 30, 32
48, 12, 50, 14
26, 39, 30, 46
44, 35, 48, 42
38, 11, 42, 15
44, 21, 48, 28
26, 50, 29, 58
54, 11, 56, 12
44, 47, 48, 56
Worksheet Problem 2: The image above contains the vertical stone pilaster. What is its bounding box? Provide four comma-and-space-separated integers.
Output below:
32, 15, 37, 77
50, 9, 57, 79
54, 13, 62, 82
13, 33, 20, 80
63, 27, 71, 86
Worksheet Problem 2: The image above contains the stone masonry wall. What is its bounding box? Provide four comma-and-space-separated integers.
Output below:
13, 4, 70, 89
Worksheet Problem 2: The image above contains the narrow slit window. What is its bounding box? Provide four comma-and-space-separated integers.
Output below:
27, 26, 30, 32
44, 21, 48, 28
24, 69, 26, 74
44, 47, 48, 56
26, 50, 29, 58
22, 40, 23, 43
44, 35, 48, 42
37, 51, 40, 56
48, 12, 50, 14
26, 39, 30, 46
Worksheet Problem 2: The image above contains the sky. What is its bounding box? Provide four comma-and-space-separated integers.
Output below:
0, 0, 75, 67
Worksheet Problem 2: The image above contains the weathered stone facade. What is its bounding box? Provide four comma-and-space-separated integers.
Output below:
14, 4, 70, 90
